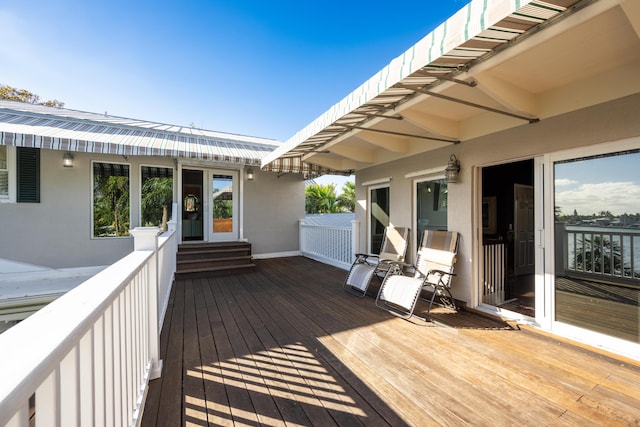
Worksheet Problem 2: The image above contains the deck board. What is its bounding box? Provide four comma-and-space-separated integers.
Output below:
142, 257, 640, 426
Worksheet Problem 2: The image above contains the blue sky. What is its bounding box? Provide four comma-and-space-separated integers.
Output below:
555, 151, 640, 216
2, 1, 466, 192
1, 0, 464, 143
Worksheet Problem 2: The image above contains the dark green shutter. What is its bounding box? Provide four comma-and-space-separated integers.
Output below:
17, 147, 40, 203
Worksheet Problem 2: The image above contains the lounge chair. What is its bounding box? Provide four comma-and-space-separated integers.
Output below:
343, 226, 410, 297
375, 230, 459, 320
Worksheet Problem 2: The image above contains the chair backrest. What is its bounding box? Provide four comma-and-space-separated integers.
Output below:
414, 230, 459, 285
378, 226, 410, 262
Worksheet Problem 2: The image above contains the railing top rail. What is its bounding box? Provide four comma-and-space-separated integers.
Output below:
157, 228, 176, 249
0, 250, 153, 424
300, 224, 352, 230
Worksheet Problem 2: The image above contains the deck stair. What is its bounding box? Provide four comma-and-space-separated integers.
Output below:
176, 241, 255, 279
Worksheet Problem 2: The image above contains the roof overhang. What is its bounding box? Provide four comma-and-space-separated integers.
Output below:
262, 0, 640, 174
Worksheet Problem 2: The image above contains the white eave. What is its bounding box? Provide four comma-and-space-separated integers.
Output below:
262, 0, 640, 174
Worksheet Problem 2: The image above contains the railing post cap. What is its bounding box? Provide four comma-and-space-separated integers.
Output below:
130, 227, 161, 251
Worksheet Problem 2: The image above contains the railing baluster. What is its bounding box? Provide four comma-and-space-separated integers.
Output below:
36, 367, 60, 426
563, 226, 639, 281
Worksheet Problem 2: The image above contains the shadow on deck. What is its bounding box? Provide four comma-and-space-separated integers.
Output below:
142, 256, 640, 426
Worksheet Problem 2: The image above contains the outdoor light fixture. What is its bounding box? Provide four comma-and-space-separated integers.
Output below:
63, 152, 74, 168
246, 168, 254, 180
445, 154, 460, 183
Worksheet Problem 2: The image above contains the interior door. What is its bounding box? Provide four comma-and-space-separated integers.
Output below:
514, 184, 535, 275
209, 170, 238, 242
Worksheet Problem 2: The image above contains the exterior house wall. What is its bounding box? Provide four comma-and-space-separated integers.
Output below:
355, 93, 640, 305
243, 168, 305, 257
0, 151, 176, 268
0, 149, 305, 268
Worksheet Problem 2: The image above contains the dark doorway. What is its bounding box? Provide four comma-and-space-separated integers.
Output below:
481, 159, 535, 317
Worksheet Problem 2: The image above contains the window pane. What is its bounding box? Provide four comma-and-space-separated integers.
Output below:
93, 162, 130, 237
416, 179, 448, 241
141, 166, 173, 229
554, 149, 640, 343
212, 174, 233, 233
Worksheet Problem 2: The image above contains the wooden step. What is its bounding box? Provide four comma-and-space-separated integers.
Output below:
176, 241, 255, 278
177, 255, 253, 270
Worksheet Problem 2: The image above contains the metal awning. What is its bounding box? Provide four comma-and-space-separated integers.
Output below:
261, 0, 590, 173
0, 100, 344, 177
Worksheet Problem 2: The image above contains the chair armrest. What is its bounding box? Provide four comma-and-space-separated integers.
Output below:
355, 253, 379, 259
379, 259, 411, 267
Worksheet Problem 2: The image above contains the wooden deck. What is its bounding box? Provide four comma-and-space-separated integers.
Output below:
141, 257, 640, 426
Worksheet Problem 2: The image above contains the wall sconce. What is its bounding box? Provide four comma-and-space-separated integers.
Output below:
63, 152, 74, 168
246, 168, 254, 180
445, 154, 460, 183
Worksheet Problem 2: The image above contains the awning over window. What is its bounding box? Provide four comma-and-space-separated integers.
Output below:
0, 101, 344, 177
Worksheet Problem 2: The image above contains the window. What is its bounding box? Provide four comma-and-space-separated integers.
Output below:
141, 166, 173, 230
0, 146, 7, 199
93, 162, 130, 237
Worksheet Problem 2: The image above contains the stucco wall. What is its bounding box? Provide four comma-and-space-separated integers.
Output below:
0, 152, 176, 268
0, 150, 305, 268
243, 168, 305, 256
355, 93, 640, 306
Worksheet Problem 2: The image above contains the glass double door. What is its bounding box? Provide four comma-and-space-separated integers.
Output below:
182, 168, 238, 242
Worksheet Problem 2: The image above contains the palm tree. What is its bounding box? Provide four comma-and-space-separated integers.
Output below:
305, 183, 340, 214
337, 181, 355, 212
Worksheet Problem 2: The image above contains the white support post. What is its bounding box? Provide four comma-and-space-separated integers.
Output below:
299, 219, 306, 255
130, 227, 162, 379
351, 220, 360, 261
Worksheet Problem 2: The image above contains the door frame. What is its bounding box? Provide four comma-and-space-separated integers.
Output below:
473, 156, 545, 326
177, 162, 245, 243
367, 183, 390, 254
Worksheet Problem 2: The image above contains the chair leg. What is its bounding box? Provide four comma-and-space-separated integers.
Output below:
425, 284, 457, 319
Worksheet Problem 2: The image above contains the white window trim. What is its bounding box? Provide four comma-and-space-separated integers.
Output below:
0, 146, 17, 203
405, 165, 446, 179
361, 177, 391, 187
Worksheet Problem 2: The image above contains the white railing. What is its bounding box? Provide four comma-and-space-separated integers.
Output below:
0, 225, 176, 427
299, 219, 359, 270
482, 242, 507, 305
558, 223, 640, 281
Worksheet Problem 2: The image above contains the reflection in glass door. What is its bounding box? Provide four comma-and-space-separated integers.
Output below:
416, 178, 448, 241
210, 171, 238, 242
553, 149, 640, 344
370, 185, 389, 254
